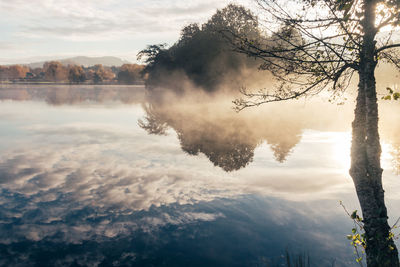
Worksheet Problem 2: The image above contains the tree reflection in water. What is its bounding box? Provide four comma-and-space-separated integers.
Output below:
139, 85, 400, 175
139, 89, 303, 171
0, 84, 399, 266
0, 84, 145, 105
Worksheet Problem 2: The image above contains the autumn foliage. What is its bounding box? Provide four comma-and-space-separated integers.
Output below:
0, 61, 144, 84
0, 65, 29, 80
117, 64, 144, 84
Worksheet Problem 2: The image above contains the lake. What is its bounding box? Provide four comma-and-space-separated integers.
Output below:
0, 84, 399, 266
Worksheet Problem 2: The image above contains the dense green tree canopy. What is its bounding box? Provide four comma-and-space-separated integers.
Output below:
138, 4, 262, 92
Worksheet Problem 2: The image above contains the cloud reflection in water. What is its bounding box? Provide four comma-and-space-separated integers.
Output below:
0, 85, 400, 266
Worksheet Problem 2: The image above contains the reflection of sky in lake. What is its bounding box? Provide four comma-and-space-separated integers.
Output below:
0, 85, 399, 266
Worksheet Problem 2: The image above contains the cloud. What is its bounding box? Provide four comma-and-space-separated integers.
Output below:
140, 1, 226, 16
2, 91, 399, 249
0, 42, 19, 50
0, 0, 257, 62
1, 0, 228, 40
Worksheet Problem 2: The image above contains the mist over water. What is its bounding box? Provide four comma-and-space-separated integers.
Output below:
0, 84, 399, 266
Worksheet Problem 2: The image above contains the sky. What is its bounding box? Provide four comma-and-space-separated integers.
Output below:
0, 0, 253, 65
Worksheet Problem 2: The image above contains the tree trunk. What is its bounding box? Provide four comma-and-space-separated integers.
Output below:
350, 14, 399, 263
350, 69, 399, 267
349, 1, 399, 265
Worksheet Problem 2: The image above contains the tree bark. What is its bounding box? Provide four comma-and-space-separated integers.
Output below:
351, 69, 399, 267
350, 2, 399, 264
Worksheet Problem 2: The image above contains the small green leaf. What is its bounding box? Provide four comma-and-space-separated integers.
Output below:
386, 87, 394, 94
351, 210, 357, 219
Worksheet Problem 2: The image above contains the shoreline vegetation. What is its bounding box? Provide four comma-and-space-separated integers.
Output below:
0, 81, 145, 85
0, 61, 145, 85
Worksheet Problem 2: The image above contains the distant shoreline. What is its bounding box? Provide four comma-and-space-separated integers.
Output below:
0, 81, 145, 86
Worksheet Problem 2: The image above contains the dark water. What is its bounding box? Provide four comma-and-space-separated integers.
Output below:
0, 84, 399, 266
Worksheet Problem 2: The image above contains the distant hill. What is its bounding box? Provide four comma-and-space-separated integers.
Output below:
28, 56, 131, 68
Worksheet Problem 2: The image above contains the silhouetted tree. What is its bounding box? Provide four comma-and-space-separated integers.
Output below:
137, 44, 174, 88
138, 4, 261, 92
231, 0, 400, 265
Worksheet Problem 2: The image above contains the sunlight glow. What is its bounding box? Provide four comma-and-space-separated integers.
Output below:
375, 3, 398, 32
331, 132, 396, 174
332, 132, 351, 170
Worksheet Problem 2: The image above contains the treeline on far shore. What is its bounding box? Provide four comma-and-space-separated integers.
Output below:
0, 61, 145, 84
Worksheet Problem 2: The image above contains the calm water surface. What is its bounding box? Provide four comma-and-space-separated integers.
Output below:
0, 84, 399, 266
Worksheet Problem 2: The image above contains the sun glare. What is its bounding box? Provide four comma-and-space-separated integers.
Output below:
332, 132, 352, 170
331, 132, 395, 172
376, 3, 396, 31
